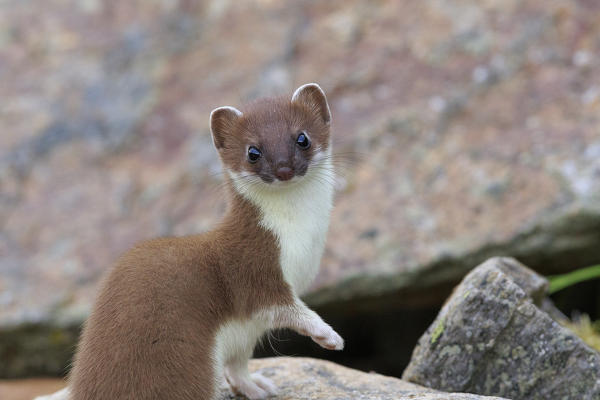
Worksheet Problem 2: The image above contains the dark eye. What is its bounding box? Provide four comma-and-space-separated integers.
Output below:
247, 146, 262, 163
296, 132, 311, 149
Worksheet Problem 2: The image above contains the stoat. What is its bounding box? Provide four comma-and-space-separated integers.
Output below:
35, 83, 343, 400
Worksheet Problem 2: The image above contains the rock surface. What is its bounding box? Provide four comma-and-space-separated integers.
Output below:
233, 358, 507, 400
2, 0, 600, 377
5, 357, 505, 400
403, 257, 600, 400
0, 378, 66, 400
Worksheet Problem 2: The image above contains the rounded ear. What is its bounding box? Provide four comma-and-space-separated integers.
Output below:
210, 106, 243, 150
291, 83, 331, 125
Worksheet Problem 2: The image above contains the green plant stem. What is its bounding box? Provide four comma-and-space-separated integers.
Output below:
548, 264, 600, 294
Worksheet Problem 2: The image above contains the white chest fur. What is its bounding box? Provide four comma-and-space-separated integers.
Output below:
231, 157, 335, 294
215, 158, 335, 379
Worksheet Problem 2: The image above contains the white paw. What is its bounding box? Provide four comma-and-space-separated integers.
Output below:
241, 385, 269, 400
225, 369, 272, 399
251, 372, 278, 396
219, 372, 233, 391
311, 324, 344, 350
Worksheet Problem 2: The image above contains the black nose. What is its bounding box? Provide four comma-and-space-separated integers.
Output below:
275, 166, 294, 181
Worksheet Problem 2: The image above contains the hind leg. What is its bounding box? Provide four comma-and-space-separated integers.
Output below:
224, 353, 277, 399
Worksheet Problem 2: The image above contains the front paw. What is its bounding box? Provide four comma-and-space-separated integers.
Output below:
225, 369, 275, 400
311, 325, 344, 350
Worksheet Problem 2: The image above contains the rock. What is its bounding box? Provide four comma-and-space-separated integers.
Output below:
22, 357, 506, 400
0, 378, 67, 400
233, 358, 508, 400
402, 257, 600, 400
0, 323, 79, 379
3, 0, 600, 377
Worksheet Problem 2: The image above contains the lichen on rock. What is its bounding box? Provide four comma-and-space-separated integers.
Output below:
403, 257, 600, 400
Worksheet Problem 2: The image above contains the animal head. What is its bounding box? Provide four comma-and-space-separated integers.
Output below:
210, 83, 332, 187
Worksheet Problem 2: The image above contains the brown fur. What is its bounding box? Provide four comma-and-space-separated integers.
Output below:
70, 188, 292, 399
69, 85, 334, 400
212, 97, 330, 181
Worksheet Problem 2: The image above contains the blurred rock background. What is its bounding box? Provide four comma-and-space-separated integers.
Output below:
1, 0, 600, 382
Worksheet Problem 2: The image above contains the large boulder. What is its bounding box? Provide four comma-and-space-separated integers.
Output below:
403, 257, 600, 400
2, 0, 600, 376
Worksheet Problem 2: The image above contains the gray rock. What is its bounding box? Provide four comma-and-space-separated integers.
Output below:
22, 357, 510, 400
0, 322, 79, 379
402, 257, 600, 400
4, 0, 600, 334
228, 357, 508, 400
3, 0, 600, 378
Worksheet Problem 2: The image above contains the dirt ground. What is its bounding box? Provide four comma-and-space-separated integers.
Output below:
0, 379, 66, 400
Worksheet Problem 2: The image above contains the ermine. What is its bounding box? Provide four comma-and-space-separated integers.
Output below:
35, 83, 343, 400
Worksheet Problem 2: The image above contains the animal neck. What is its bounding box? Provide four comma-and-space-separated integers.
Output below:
227, 159, 335, 293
